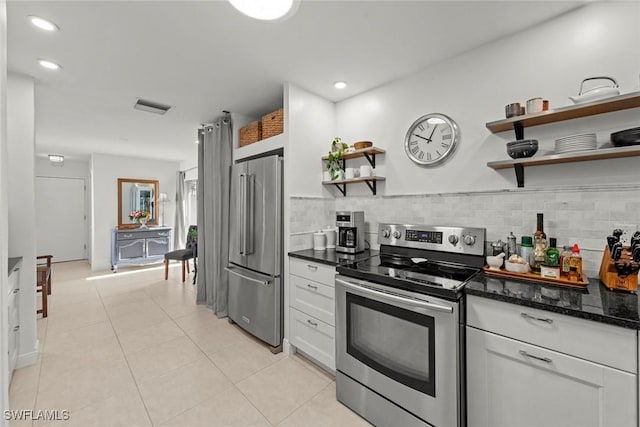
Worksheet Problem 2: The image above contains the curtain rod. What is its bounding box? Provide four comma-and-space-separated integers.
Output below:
181, 166, 197, 172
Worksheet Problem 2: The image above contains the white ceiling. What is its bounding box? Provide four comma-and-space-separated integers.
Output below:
7, 0, 586, 163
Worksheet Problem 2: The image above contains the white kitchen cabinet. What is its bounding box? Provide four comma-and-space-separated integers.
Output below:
7, 258, 22, 383
288, 257, 336, 371
467, 295, 638, 427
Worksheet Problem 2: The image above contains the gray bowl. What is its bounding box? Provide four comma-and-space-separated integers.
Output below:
507, 139, 538, 159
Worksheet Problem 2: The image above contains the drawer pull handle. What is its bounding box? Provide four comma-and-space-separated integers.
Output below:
123, 234, 133, 238
13, 326, 20, 332
157, 232, 169, 236
13, 267, 20, 272
13, 289, 19, 294
307, 284, 318, 290
519, 350, 552, 363
521, 313, 553, 324
307, 319, 318, 327
307, 264, 318, 271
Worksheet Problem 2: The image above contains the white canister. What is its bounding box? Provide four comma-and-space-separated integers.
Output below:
526, 97, 543, 114
345, 167, 357, 179
359, 164, 372, 177
313, 231, 326, 251
324, 227, 337, 249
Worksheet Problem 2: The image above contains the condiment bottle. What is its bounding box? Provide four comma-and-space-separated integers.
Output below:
520, 236, 534, 267
568, 243, 583, 282
545, 238, 560, 266
532, 213, 548, 274
507, 232, 517, 258
560, 245, 572, 277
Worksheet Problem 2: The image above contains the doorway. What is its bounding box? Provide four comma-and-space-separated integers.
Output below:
35, 176, 86, 262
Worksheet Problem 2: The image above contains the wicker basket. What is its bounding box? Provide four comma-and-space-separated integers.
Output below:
239, 120, 262, 147
261, 108, 284, 139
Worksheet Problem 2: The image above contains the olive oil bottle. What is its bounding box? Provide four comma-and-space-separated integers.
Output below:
532, 213, 547, 274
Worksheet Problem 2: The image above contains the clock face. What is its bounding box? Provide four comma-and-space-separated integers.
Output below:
404, 113, 459, 166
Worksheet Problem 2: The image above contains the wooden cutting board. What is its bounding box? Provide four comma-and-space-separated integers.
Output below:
483, 266, 589, 288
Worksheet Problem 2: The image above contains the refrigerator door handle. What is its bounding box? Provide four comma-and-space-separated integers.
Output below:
245, 174, 255, 255
225, 267, 272, 286
239, 173, 246, 256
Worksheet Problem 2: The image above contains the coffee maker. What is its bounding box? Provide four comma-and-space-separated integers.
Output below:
336, 211, 365, 254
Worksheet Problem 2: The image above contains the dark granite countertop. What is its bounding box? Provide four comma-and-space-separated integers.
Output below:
8, 257, 22, 275
466, 272, 640, 330
288, 248, 378, 267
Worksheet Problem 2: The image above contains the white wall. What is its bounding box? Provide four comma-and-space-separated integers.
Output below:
285, 2, 640, 275
334, 1, 640, 195
7, 73, 37, 367
35, 157, 91, 260
90, 153, 180, 271
0, 0, 9, 420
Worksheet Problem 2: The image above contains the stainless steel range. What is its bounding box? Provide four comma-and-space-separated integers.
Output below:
335, 223, 486, 427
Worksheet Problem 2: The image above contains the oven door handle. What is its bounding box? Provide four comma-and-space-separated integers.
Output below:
336, 277, 453, 313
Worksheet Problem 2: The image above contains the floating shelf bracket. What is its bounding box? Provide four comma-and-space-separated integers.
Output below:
364, 179, 377, 195
363, 153, 376, 168
514, 164, 525, 188
333, 183, 347, 197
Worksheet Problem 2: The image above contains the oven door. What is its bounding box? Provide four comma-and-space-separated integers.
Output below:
335, 275, 460, 427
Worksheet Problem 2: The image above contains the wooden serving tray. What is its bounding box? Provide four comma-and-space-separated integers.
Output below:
483, 266, 589, 288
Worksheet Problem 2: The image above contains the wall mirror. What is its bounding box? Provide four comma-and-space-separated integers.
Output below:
117, 178, 159, 228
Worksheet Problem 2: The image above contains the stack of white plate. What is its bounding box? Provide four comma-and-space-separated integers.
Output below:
554, 133, 597, 154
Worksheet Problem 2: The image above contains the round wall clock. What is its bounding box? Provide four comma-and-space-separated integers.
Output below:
404, 113, 460, 166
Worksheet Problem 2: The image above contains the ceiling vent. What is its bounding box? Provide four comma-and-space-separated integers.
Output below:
134, 98, 173, 115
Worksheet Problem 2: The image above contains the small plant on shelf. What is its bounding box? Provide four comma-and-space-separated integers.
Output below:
326, 137, 348, 180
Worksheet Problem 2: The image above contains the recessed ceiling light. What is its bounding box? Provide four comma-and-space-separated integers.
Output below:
38, 59, 61, 70
48, 154, 64, 165
28, 15, 59, 31
228, 0, 300, 21
334, 81, 348, 89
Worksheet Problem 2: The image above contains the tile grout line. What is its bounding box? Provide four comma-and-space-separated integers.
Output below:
94, 276, 157, 427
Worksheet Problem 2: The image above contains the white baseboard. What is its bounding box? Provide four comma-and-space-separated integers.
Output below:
283, 338, 296, 356
16, 339, 39, 369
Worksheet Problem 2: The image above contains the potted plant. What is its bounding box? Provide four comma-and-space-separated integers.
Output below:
326, 137, 348, 180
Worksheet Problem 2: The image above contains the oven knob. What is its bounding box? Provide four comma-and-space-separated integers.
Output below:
392, 230, 402, 239
382, 229, 391, 238
463, 234, 476, 246
448, 235, 459, 246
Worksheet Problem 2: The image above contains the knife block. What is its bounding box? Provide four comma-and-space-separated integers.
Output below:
599, 245, 638, 292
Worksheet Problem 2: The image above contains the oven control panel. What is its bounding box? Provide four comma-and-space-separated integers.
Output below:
378, 223, 486, 256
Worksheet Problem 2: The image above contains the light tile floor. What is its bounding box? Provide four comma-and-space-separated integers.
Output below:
9, 261, 371, 427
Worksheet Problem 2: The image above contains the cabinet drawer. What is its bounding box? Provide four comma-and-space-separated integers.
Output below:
146, 237, 170, 257
467, 295, 637, 373
116, 229, 171, 241
289, 258, 336, 286
290, 274, 335, 326
289, 308, 335, 371
467, 327, 637, 427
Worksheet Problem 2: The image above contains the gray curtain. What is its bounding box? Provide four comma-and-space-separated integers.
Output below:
196, 114, 232, 317
174, 171, 186, 249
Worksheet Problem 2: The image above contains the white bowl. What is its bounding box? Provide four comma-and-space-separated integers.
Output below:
486, 256, 503, 270
505, 260, 530, 274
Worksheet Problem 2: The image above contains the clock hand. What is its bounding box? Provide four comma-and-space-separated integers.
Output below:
414, 134, 431, 142
425, 124, 438, 143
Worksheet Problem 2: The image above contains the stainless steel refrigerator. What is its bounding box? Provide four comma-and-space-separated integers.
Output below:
227, 154, 283, 348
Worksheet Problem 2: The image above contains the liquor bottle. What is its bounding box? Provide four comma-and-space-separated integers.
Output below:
545, 238, 560, 266
568, 244, 583, 282
531, 213, 547, 274
560, 245, 572, 277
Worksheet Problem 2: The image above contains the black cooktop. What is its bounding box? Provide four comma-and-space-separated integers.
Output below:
337, 246, 484, 300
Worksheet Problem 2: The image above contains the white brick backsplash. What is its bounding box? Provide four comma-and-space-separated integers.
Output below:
289, 185, 640, 276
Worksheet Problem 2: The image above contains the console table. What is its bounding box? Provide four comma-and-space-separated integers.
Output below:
111, 227, 172, 272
